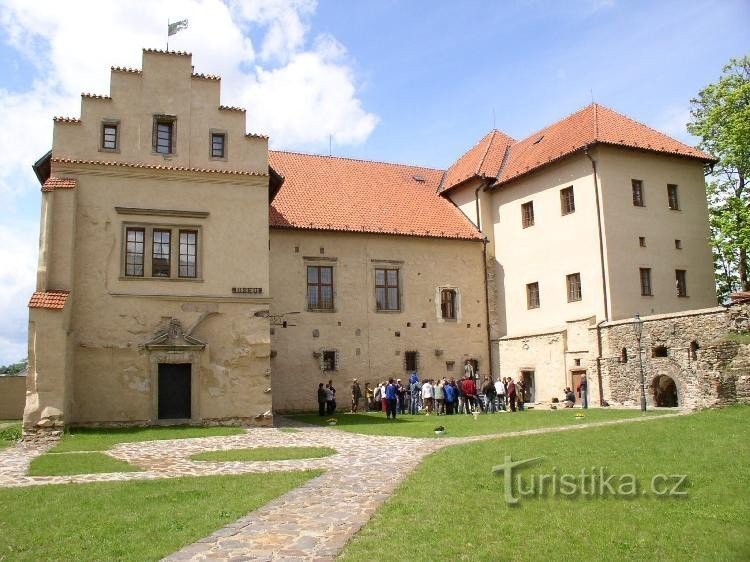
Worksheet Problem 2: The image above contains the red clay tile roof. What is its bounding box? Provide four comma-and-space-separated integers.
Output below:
50, 158, 267, 177
41, 177, 78, 192
28, 290, 70, 310
52, 117, 81, 123
441, 130, 515, 193
495, 104, 714, 187
269, 151, 482, 240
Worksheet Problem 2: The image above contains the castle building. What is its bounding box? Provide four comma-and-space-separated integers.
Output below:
24, 50, 716, 431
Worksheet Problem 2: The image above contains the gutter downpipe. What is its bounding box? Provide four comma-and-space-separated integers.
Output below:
476, 180, 495, 379
585, 145, 608, 405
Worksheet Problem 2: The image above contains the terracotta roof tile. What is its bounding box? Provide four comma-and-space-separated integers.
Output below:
441, 130, 515, 193
53, 117, 81, 123
41, 177, 78, 192
246, 132, 269, 139
111, 66, 142, 74
219, 105, 245, 112
28, 290, 70, 310
81, 93, 111, 100
142, 48, 191, 56
193, 73, 221, 81
269, 151, 482, 240
50, 158, 267, 177
496, 104, 714, 186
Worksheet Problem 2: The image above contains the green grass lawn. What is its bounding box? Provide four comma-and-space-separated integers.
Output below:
340, 405, 750, 562
0, 423, 21, 449
0, 470, 322, 561
28, 452, 142, 476
292, 408, 667, 438
191, 446, 336, 462
51, 425, 245, 452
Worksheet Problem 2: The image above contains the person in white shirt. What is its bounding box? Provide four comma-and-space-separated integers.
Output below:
421, 379, 434, 415
434, 379, 445, 415
495, 377, 506, 411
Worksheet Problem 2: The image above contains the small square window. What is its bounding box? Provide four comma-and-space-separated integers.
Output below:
322, 350, 337, 371
632, 179, 645, 207
521, 201, 534, 228
102, 123, 118, 150
639, 236, 646, 247
560, 186, 575, 215
675, 239, 682, 250
211, 132, 226, 158
526, 282, 540, 309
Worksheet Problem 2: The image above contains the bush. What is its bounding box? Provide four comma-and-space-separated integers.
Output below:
0, 425, 21, 442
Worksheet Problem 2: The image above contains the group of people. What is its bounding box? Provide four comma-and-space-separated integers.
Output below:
562, 376, 588, 408
317, 361, 536, 419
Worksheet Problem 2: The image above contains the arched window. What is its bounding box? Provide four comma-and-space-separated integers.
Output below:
690, 341, 700, 361
652, 345, 668, 358
620, 347, 628, 363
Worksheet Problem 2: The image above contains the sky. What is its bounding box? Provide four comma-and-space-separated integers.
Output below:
0, 0, 747, 365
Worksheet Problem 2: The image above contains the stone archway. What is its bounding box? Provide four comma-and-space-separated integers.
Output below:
651, 374, 679, 407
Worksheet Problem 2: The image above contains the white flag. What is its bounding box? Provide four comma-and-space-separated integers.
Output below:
168, 19, 188, 36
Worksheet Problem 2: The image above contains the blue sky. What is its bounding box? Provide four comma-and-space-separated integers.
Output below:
0, 0, 747, 365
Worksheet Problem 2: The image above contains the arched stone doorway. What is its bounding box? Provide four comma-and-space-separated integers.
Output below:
651, 374, 678, 407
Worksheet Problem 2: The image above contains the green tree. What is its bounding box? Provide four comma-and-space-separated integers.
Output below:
688, 56, 750, 301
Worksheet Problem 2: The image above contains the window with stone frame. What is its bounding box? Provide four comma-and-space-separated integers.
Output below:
210, 132, 226, 159
101, 122, 119, 151
153, 115, 176, 154
321, 350, 338, 371
676, 269, 688, 297
375, 268, 400, 311
640, 267, 653, 296
122, 224, 200, 280
440, 289, 457, 319
307, 265, 334, 310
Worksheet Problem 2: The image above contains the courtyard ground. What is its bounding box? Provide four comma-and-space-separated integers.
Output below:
0, 407, 747, 560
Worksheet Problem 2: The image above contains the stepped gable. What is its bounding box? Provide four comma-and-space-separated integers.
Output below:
269, 151, 482, 240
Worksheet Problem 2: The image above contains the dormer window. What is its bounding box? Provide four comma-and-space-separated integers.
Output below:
153, 115, 176, 155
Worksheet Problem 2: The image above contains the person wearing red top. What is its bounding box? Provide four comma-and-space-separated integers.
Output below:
461, 376, 477, 413
506, 378, 517, 412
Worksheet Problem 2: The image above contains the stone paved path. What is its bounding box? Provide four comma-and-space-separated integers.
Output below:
0, 413, 682, 560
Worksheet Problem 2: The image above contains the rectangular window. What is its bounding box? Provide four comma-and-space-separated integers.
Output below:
179, 230, 198, 278
322, 350, 337, 371
640, 268, 653, 296
211, 133, 225, 158
152, 229, 171, 277
639, 236, 646, 247
153, 116, 175, 154
560, 186, 575, 215
125, 228, 145, 277
675, 239, 682, 250
667, 184, 680, 210
375, 268, 400, 311
676, 269, 688, 297
102, 123, 118, 150
566, 273, 582, 302
440, 289, 457, 319
521, 201, 534, 228
526, 282, 540, 309
307, 266, 333, 310
405, 351, 419, 372
632, 179, 645, 207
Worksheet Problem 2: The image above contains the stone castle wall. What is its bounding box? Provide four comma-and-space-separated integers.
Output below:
599, 303, 750, 410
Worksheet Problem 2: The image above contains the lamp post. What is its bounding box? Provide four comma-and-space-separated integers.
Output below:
633, 314, 647, 412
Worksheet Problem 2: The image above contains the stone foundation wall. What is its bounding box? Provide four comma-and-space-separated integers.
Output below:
0, 375, 26, 419
599, 303, 750, 410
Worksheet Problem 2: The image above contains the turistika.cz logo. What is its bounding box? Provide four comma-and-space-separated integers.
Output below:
492, 456, 688, 505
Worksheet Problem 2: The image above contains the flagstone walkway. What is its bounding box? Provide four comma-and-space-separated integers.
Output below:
0, 413, 682, 561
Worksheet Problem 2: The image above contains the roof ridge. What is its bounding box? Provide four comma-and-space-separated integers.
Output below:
514, 103, 596, 145
269, 150, 444, 173
476, 130, 496, 177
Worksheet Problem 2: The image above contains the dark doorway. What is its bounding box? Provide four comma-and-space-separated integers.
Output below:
520, 370, 535, 402
652, 375, 678, 407
158, 363, 191, 419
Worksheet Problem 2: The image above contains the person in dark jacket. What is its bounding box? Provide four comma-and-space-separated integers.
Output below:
317, 383, 327, 416
385, 378, 399, 419
507, 378, 517, 412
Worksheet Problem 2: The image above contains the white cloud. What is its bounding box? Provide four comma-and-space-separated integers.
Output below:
0, 221, 38, 365
0, 0, 378, 365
